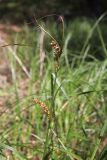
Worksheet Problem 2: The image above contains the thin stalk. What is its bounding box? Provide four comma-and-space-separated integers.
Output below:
90, 119, 107, 160
42, 71, 58, 159
51, 72, 58, 138
42, 126, 51, 160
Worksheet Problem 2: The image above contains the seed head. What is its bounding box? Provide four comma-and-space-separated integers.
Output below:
32, 98, 50, 119
50, 40, 62, 70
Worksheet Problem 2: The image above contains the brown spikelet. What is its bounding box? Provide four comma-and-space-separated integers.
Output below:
32, 98, 50, 119
50, 40, 61, 59
34, 15, 64, 71
50, 40, 62, 70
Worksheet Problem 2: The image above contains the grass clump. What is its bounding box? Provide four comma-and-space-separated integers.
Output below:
0, 14, 107, 160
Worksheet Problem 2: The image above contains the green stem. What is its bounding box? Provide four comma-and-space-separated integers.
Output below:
90, 119, 107, 160
51, 72, 58, 138
42, 125, 51, 160
42, 71, 58, 159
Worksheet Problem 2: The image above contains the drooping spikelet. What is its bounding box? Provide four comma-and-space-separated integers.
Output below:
32, 98, 50, 119
50, 40, 62, 70
50, 40, 61, 58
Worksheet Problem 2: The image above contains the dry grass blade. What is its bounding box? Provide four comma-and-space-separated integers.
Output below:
38, 29, 45, 77
0, 41, 31, 79
0, 43, 33, 48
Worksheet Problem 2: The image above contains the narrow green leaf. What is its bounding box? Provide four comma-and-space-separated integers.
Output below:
97, 145, 107, 160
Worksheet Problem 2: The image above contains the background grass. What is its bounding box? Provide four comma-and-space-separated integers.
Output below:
0, 16, 107, 160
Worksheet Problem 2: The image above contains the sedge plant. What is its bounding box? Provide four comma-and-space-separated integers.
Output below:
32, 15, 65, 159
1, 14, 107, 160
